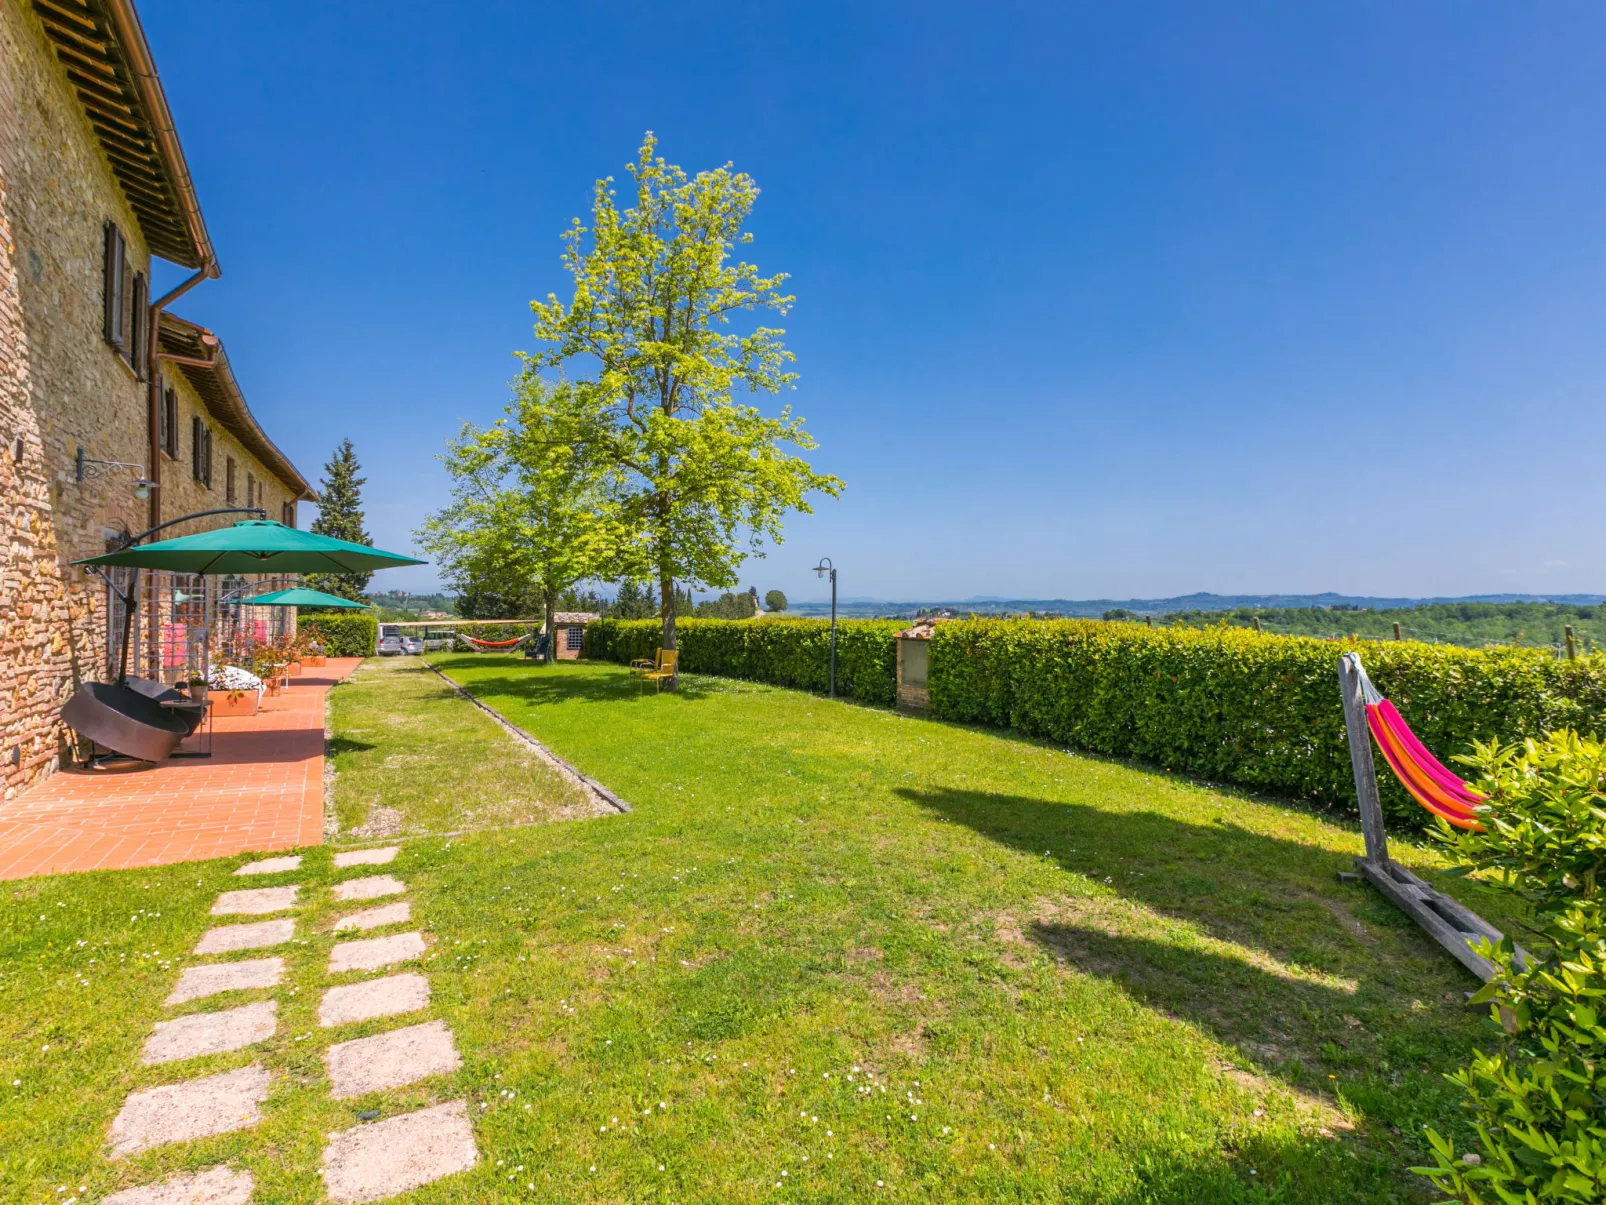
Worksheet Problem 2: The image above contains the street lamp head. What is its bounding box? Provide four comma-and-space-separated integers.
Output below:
813, 557, 833, 578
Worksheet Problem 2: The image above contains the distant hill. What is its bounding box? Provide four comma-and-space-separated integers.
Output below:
788, 591, 1606, 622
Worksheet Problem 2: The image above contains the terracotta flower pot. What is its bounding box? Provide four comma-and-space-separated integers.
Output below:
304, 655, 326, 667
288, 662, 302, 676
211, 691, 259, 718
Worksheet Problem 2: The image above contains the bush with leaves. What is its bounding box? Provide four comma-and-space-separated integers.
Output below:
1416, 732, 1606, 1203
296, 614, 377, 658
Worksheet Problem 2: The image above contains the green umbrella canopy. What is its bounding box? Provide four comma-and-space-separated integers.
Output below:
245, 587, 370, 609
73, 520, 425, 575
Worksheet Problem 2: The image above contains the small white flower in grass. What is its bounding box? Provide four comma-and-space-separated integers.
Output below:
988, 1143, 996, 1150
877, 1181, 884, 1188
658, 1165, 665, 1171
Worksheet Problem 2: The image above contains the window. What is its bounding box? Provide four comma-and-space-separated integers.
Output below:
129, 271, 148, 378
225, 456, 237, 503
191, 417, 212, 487
565, 626, 585, 651
102, 222, 128, 353
246, 473, 256, 508
159, 384, 179, 458
280, 501, 295, 528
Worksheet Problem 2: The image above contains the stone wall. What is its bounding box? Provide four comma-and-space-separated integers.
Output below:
1, 0, 155, 798
0, 4, 301, 799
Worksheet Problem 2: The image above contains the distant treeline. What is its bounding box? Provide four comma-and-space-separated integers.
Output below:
1103, 601, 1605, 651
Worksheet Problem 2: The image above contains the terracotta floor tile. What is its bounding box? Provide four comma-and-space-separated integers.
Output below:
0, 660, 360, 881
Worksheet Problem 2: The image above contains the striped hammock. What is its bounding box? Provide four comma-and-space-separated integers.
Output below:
1355, 658, 1484, 830
454, 631, 529, 651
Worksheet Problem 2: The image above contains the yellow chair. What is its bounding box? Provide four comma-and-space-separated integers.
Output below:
630, 649, 664, 674
640, 649, 679, 695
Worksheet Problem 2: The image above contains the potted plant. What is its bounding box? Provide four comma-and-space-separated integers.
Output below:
186, 673, 209, 703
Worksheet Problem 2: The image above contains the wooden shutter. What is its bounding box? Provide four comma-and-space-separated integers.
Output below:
102, 222, 126, 350
191, 415, 201, 480
203, 428, 213, 487
130, 272, 148, 377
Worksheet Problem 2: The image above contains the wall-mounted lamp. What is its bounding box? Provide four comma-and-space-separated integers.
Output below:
76, 446, 157, 499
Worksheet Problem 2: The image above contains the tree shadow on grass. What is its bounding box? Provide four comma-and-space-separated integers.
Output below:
439, 668, 720, 707
895, 783, 1517, 975
1025, 920, 1475, 1184
326, 736, 377, 755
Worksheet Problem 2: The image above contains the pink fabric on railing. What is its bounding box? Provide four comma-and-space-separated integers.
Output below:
1374, 699, 1483, 804
160, 622, 188, 669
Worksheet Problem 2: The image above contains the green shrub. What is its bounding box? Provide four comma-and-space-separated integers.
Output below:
1417, 732, 1606, 1203
927, 620, 1606, 829
586, 618, 901, 704
297, 613, 377, 658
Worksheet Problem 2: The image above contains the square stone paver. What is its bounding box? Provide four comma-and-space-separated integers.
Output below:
325, 1019, 461, 1098
107, 1065, 272, 1158
321, 1100, 477, 1203
233, 855, 302, 876
331, 875, 405, 902
333, 901, 410, 933
167, 957, 284, 1005
104, 1164, 254, 1205
194, 918, 294, 955
142, 1001, 278, 1065
329, 931, 425, 974
210, 886, 299, 916
333, 846, 398, 868
319, 974, 430, 1028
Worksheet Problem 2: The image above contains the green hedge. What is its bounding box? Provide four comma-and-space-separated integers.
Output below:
297, 613, 377, 658
586, 618, 902, 704
929, 620, 1606, 828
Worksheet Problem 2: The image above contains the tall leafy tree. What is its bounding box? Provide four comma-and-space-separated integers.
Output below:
306, 438, 372, 601
526, 133, 841, 656
418, 376, 612, 663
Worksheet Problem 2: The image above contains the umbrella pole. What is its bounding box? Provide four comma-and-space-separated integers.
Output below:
116, 567, 138, 685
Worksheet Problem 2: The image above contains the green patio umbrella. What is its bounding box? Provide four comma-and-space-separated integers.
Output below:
245, 587, 370, 609
74, 520, 425, 575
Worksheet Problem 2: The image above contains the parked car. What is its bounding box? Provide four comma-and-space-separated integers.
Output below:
376, 634, 404, 656
400, 635, 424, 655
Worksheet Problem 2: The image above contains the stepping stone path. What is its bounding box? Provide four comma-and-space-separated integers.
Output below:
108, 1065, 272, 1158
103, 1164, 254, 1205
142, 1001, 278, 1065
104, 845, 476, 1201
234, 855, 302, 876
334, 846, 398, 868
210, 886, 299, 916
332, 874, 406, 902
326, 1019, 462, 1098
321, 1101, 478, 1203
194, 918, 294, 955
333, 901, 410, 932
329, 930, 426, 974
319, 973, 430, 1027
167, 957, 283, 1005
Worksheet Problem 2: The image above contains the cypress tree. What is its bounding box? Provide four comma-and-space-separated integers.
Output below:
305, 438, 373, 601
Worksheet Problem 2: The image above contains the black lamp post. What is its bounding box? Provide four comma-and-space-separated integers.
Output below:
814, 557, 837, 698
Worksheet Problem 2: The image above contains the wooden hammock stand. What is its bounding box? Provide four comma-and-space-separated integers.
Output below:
1337, 653, 1527, 983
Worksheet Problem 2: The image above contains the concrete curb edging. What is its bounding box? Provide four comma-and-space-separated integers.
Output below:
420, 658, 632, 815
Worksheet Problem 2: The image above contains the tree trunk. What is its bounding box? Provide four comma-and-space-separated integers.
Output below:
543, 589, 556, 666
660, 572, 677, 652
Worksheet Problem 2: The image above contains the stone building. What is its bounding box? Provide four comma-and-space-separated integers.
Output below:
1, 0, 312, 798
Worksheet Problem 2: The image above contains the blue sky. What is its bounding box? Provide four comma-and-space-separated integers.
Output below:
141, 2, 1606, 603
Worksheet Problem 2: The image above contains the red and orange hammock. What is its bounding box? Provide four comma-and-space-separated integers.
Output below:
1354, 659, 1485, 830
454, 631, 529, 651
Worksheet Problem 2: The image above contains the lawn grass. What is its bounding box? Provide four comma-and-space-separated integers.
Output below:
326, 657, 595, 839
0, 655, 1518, 1203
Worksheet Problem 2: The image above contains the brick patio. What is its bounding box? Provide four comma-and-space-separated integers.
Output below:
0, 659, 361, 881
